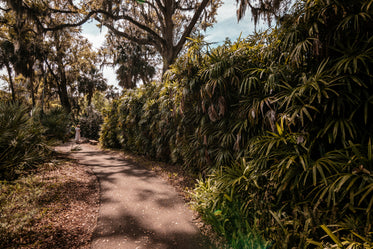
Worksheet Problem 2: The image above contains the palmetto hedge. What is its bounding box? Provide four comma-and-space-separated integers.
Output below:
101, 0, 373, 247
0, 102, 50, 180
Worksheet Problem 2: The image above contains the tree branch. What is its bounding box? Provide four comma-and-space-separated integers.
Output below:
155, 0, 166, 15
97, 9, 163, 43
42, 11, 97, 31
143, 0, 165, 30
101, 20, 163, 51
0, 7, 11, 11
175, 0, 211, 55
48, 8, 80, 14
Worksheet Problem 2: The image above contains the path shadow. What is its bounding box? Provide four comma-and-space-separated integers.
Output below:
136, 188, 181, 209
63, 144, 212, 249
92, 209, 210, 249
74, 152, 159, 185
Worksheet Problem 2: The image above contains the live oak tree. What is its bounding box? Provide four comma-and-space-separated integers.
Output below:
0, 0, 96, 32
45, 29, 101, 113
0, 6, 43, 106
78, 67, 107, 106
0, 0, 222, 113
0, 0, 88, 75
0, 0, 96, 110
1, 0, 221, 102
102, 33, 156, 89
93, 0, 221, 73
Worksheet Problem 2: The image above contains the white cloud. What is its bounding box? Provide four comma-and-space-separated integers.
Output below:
205, 17, 255, 44
216, 0, 240, 22
102, 65, 118, 87
81, 22, 108, 50
82, 32, 106, 50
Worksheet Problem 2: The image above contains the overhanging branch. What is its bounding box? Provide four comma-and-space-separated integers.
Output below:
101, 20, 161, 49
175, 0, 211, 55
43, 11, 97, 31
96, 9, 163, 43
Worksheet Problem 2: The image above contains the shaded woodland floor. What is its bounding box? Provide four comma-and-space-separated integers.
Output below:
0, 156, 99, 248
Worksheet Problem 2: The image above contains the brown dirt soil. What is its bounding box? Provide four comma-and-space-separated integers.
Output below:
34, 160, 100, 249
0, 157, 100, 249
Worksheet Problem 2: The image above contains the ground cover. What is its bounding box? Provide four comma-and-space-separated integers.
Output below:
0, 156, 99, 248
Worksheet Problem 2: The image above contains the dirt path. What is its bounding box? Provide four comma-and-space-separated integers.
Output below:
56, 142, 208, 249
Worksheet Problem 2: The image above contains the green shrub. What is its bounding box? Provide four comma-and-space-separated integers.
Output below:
39, 107, 70, 142
100, 100, 122, 148
0, 102, 49, 180
79, 106, 103, 140
191, 162, 273, 249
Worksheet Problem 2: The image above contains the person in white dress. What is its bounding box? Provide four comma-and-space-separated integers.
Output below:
75, 125, 81, 143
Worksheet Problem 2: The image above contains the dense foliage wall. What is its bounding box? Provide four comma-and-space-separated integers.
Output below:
100, 0, 373, 247
79, 106, 104, 140
39, 107, 71, 141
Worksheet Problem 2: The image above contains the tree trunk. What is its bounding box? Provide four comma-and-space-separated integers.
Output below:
5, 64, 16, 102
28, 74, 36, 107
57, 58, 71, 112
162, 49, 177, 75
45, 59, 71, 113
40, 63, 47, 114
57, 73, 71, 113
87, 89, 93, 106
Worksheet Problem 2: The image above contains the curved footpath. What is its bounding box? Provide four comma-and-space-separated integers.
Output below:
56, 142, 208, 249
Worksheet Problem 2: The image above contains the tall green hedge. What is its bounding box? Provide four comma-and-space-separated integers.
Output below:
100, 0, 373, 247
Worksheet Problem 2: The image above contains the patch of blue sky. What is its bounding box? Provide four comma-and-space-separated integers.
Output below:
204, 0, 269, 45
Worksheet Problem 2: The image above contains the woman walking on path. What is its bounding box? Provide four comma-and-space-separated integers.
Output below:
75, 125, 81, 143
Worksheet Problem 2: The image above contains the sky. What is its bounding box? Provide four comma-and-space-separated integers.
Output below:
204, 0, 260, 43
81, 0, 265, 87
